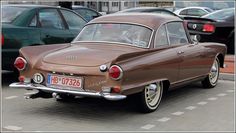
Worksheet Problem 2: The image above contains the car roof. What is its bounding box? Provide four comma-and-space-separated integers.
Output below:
118, 6, 170, 12
89, 13, 182, 29
176, 6, 212, 11
3, 4, 59, 8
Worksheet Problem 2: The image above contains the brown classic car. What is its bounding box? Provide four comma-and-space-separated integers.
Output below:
10, 13, 226, 113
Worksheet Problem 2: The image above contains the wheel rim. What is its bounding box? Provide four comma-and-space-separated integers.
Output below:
209, 59, 219, 84
145, 83, 161, 107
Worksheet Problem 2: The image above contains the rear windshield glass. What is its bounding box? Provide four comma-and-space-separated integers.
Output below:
74, 23, 152, 48
2, 6, 28, 23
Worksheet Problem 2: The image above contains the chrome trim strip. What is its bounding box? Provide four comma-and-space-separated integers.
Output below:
9, 82, 126, 101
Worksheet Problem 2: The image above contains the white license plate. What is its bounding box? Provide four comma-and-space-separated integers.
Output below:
47, 74, 83, 89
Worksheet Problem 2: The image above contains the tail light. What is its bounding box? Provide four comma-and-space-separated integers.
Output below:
14, 57, 27, 71
109, 65, 123, 80
203, 24, 215, 33
1, 34, 4, 45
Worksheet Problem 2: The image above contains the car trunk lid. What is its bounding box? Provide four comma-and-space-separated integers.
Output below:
43, 43, 143, 67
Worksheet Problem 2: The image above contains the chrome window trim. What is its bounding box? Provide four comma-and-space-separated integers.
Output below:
154, 23, 170, 48
164, 21, 189, 46
72, 22, 154, 49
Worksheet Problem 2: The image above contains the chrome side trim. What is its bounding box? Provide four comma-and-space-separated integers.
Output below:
9, 82, 126, 101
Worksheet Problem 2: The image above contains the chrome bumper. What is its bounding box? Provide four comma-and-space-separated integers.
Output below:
9, 82, 126, 101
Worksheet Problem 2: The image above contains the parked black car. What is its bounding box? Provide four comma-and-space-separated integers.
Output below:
185, 8, 235, 54
72, 6, 102, 21
1, 4, 87, 71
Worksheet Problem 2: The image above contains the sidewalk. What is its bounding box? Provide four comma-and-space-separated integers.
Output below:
220, 55, 234, 74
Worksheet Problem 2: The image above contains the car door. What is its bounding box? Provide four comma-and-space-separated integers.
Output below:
38, 8, 73, 44
60, 9, 87, 39
153, 24, 180, 83
166, 22, 207, 81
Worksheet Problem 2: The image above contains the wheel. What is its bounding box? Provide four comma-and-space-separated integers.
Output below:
202, 58, 220, 88
138, 82, 163, 113
55, 94, 75, 102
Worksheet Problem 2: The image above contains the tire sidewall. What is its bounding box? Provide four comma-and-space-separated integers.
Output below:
209, 58, 220, 87
141, 82, 163, 112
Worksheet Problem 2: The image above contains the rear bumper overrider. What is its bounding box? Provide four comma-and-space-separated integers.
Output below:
9, 82, 126, 101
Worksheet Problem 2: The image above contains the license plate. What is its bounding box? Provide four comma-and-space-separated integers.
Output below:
47, 74, 83, 89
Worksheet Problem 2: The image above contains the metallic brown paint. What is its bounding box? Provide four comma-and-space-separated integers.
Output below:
16, 13, 226, 96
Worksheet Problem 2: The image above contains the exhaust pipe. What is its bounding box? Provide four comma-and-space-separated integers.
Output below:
52, 92, 62, 100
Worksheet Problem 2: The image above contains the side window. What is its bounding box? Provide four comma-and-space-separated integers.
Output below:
29, 15, 37, 27
61, 9, 87, 30
38, 9, 64, 29
166, 22, 188, 45
75, 9, 98, 21
155, 25, 169, 48
187, 9, 206, 16
179, 9, 187, 15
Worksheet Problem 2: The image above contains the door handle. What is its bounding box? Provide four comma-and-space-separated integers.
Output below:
177, 51, 184, 54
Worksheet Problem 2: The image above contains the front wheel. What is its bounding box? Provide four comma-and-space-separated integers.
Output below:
202, 58, 220, 88
138, 82, 163, 113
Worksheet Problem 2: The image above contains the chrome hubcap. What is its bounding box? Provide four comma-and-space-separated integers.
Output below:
145, 83, 161, 107
209, 60, 219, 84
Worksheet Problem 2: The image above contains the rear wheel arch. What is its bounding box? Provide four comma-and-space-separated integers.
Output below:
162, 80, 170, 93
216, 53, 224, 68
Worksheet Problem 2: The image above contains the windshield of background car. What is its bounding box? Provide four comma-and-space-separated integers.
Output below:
74, 23, 152, 48
2, 6, 28, 23
203, 8, 234, 20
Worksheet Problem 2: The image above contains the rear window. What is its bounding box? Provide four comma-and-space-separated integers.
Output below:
2, 6, 28, 23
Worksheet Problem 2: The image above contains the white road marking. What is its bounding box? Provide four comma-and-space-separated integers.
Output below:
157, 117, 171, 122
197, 101, 208, 105
185, 106, 196, 110
171, 111, 184, 116
5, 96, 18, 100
226, 90, 234, 93
207, 97, 218, 101
217, 93, 227, 97
141, 124, 155, 130
4, 125, 22, 131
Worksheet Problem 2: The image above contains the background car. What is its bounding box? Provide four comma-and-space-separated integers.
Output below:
185, 8, 235, 54
10, 13, 226, 113
2, 4, 87, 71
72, 5, 102, 22
117, 7, 179, 17
174, 7, 214, 17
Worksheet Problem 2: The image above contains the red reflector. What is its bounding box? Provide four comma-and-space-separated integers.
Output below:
14, 57, 27, 70
109, 65, 123, 80
111, 86, 121, 93
19, 76, 25, 82
1, 34, 4, 45
203, 24, 215, 32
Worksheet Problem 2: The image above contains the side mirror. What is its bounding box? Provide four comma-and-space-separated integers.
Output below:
190, 35, 201, 43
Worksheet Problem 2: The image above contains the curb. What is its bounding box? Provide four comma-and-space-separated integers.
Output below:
219, 73, 235, 81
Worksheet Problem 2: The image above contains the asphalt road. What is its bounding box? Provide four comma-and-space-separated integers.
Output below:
1, 72, 235, 132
